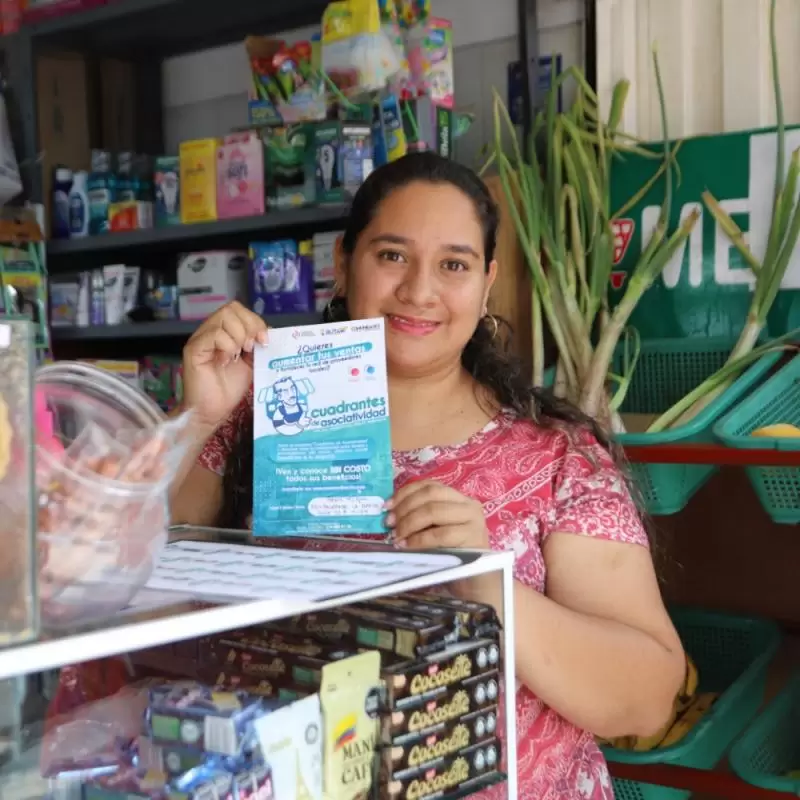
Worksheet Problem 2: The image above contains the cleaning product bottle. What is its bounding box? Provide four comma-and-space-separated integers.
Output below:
87, 149, 116, 235
68, 170, 90, 238
52, 167, 73, 239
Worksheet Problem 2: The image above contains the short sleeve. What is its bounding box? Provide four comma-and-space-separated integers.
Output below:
543, 431, 648, 548
196, 387, 254, 476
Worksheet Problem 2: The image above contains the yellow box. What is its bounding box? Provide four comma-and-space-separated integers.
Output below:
179, 138, 219, 224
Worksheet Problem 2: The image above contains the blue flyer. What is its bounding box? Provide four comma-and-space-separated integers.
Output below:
252, 318, 393, 536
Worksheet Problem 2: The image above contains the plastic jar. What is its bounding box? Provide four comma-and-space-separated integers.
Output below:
35, 362, 178, 627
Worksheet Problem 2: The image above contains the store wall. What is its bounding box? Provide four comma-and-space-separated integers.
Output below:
596, 0, 800, 141
161, 0, 585, 168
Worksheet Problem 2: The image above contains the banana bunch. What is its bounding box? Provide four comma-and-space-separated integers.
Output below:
598, 656, 718, 752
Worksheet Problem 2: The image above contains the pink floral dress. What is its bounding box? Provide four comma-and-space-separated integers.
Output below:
199, 389, 649, 800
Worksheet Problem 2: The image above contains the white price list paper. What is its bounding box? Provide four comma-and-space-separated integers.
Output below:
144, 541, 463, 603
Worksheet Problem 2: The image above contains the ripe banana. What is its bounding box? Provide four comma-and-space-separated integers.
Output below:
658, 692, 718, 749
751, 423, 800, 438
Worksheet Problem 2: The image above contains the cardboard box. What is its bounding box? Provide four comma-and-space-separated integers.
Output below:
177, 250, 248, 320
36, 52, 91, 235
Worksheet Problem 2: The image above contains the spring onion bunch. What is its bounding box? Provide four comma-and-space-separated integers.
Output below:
490, 51, 698, 430
647, 0, 799, 432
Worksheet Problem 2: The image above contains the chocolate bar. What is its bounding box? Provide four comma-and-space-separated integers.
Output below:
381, 706, 498, 775
272, 605, 458, 659
401, 593, 502, 639
382, 671, 500, 740
203, 637, 356, 689
212, 671, 314, 703
383, 638, 502, 709
383, 739, 502, 799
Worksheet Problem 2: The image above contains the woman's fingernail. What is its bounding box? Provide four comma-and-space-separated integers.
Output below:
384, 498, 394, 510
385, 512, 395, 526
257, 330, 268, 345
395, 539, 407, 549
244, 338, 254, 353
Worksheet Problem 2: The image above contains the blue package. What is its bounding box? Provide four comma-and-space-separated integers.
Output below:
146, 683, 265, 757
252, 317, 393, 536
249, 240, 313, 316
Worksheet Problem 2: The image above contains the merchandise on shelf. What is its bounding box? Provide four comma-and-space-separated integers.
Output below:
123, 591, 504, 799
88, 149, 117, 235
154, 155, 181, 227
245, 37, 327, 127
217, 132, 266, 220
311, 120, 373, 205
263, 125, 315, 210
249, 240, 314, 316
179, 139, 219, 225
176, 251, 249, 321
141, 356, 183, 412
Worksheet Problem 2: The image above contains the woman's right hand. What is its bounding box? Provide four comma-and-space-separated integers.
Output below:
181, 301, 268, 430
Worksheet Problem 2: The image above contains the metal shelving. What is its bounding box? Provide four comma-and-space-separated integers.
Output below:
46, 206, 349, 259
20, 0, 329, 57
50, 314, 320, 341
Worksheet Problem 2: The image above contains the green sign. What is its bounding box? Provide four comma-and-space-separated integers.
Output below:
609, 126, 800, 340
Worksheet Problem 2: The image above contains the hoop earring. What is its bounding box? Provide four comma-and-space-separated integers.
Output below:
325, 283, 342, 317
484, 314, 499, 339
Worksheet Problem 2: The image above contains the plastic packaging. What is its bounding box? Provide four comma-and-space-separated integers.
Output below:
35, 362, 193, 627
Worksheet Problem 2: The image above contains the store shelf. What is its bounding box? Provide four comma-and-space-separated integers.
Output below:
0, 542, 513, 682
624, 443, 800, 467
23, 0, 330, 56
46, 206, 348, 258
608, 762, 797, 799
51, 313, 320, 341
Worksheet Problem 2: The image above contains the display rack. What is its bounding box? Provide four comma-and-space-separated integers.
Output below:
0, 537, 518, 799
50, 314, 319, 342
46, 206, 349, 262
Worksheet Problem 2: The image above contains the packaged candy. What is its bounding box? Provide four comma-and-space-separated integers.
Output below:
146, 683, 268, 757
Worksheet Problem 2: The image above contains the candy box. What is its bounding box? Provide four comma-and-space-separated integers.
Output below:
146, 683, 266, 757
216, 132, 265, 220
179, 139, 218, 225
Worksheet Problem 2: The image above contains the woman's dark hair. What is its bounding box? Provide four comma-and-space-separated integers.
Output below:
219, 152, 644, 540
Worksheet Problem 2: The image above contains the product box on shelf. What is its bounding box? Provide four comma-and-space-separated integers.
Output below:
263, 125, 315, 210
108, 200, 154, 232
249, 239, 314, 316
310, 121, 373, 205
155, 156, 181, 227
217, 132, 265, 220
179, 139, 219, 225
177, 251, 248, 321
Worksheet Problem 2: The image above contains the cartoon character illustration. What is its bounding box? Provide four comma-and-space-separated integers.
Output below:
265, 376, 314, 436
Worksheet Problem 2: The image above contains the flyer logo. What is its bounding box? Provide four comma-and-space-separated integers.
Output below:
612, 218, 635, 265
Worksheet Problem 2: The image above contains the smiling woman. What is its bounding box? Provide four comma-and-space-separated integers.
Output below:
134, 153, 687, 799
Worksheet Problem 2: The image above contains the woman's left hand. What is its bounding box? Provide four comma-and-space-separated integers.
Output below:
387, 480, 490, 551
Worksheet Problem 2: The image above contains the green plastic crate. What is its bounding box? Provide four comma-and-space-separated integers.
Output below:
713, 355, 800, 524
605, 608, 781, 800
729, 672, 800, 793
611, 338, 778, 515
